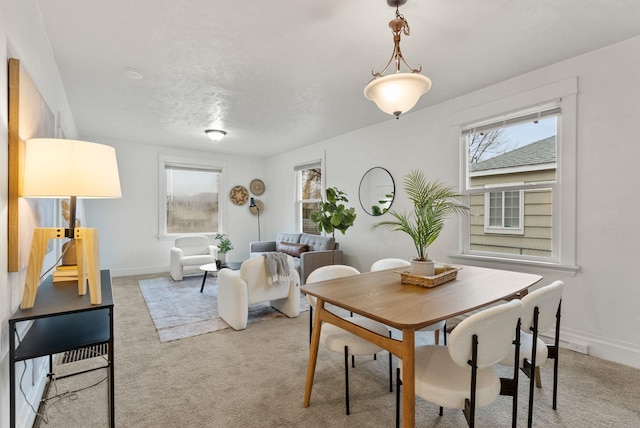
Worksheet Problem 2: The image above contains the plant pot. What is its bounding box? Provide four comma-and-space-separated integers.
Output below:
218, 252, 227, 265
410, 259, 435, 276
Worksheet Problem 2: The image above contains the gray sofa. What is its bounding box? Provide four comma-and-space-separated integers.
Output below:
249, 233, 343, 284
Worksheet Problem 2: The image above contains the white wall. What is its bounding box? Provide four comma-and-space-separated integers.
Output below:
263, 37, 640, 369
1, 1, 78, 427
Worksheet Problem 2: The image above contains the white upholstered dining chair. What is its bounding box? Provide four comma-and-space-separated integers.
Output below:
306, 265, 392, 415
500, 280, 564, 428
396, 299, 523, 428
370, 258, 447, 345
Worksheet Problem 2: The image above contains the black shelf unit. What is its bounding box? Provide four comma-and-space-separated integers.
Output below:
8, 270, 115, 428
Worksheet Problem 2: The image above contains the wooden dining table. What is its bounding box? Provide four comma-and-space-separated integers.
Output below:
301, 264, 542, 427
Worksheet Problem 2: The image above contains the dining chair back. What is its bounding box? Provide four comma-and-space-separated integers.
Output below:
306, 265, 361, 336
397, 299, 522, 427
306, 264, 392, 415
518, 280, 564, 428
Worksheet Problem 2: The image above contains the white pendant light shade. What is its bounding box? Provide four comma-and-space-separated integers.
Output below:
364, 72, 432, 117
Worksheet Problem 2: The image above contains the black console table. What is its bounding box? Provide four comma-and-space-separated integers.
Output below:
8, 270, 115, 428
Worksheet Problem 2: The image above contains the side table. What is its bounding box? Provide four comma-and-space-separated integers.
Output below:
199, 263, 218, 292
199, 262, 243, 292
9, 270, 115, 428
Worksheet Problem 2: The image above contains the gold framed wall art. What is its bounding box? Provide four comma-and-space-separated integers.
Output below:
8, 58, 56, 272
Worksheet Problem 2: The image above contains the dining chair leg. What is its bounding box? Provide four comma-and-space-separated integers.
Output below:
344, 346, 350, 415
551, 300, 562, 410
395, 367, 402, 428
389, 331, 393, 392
526, 307, 540, 428
309, 306, 313, 344
443, 321, 447, 346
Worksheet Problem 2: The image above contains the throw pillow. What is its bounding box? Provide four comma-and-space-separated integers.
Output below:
277, 241, 309, 258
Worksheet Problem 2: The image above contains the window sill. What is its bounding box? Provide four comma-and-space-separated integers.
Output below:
449, 253, 580, 277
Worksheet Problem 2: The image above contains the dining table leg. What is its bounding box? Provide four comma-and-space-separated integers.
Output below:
303, 298, 325, 408
402, 328, 416, 428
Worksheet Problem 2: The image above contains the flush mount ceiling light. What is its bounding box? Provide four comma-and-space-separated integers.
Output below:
364, 0, 432, 119
123, 68, 143, 80
205, 129, 227, 141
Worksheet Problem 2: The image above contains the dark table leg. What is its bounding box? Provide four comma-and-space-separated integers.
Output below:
200, 271, 208, 292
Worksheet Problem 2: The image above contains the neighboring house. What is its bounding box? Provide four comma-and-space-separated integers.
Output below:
469, 137, 556, 257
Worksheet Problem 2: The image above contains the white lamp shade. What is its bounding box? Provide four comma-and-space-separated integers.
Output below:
364, 72, 432, 116
22, 138, 122, 198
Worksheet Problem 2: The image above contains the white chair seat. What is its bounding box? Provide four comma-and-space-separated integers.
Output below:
181, 254, 215, 266
400, 345, 501, 410
321, 317, 389, 355
501, 331, 548, 367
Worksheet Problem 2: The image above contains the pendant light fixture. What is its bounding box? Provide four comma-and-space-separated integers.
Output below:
364, 0, 432, 119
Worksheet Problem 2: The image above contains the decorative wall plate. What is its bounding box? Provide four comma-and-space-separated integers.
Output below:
249, 199, 264, 215
250, 179, 265, 195
229, 185, 249, 205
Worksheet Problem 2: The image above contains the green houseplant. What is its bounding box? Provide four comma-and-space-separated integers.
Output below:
214, 233, 233, 264
310, 187, 357, 263
372, 170, 469, 275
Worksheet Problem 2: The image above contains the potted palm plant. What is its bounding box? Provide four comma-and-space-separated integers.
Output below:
310, 187, 357, 264
372, 170, 469, 276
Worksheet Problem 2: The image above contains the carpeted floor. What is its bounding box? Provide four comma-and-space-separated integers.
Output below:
138, 274, 309, 342
34, 274, 640, 427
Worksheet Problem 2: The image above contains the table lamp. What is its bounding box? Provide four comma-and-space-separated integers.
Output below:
20, 138, 122, 309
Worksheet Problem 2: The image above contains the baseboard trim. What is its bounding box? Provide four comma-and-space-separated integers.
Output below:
555, 327, 640, 369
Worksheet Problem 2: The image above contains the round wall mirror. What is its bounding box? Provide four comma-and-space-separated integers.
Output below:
359, 167, 395, 216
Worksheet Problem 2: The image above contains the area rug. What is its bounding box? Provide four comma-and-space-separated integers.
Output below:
138, 275, 309, 342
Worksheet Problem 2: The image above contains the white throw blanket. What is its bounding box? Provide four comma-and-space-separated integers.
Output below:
263, 252, 291, 284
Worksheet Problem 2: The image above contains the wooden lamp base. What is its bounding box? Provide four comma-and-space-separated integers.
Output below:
21, 227, 101, 309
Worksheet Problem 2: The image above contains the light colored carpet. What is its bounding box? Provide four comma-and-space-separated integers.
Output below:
138, 274, 309, 342
34, 274, 640, 427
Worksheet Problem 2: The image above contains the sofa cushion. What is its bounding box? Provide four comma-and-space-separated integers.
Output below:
299, 233, 335, 252
277, 241, 309, 258
277, 233, 301, 244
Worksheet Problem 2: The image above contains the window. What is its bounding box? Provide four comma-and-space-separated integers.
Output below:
463, 106, 558, 259
295, 161, 323, 234
159, 155, 225, 237
455, 78, 578, 271
485, 190, 524, 233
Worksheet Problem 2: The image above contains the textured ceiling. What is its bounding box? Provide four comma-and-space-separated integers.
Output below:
37, 0, 640, 158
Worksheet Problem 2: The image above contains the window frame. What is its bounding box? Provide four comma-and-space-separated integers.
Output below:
158, 154, 227, 239
484, 189, 525, 235
451, 78, 579, 274
294, 154, 324, 235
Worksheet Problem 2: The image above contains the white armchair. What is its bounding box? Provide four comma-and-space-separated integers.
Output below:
217, 255, 300, 331
170, 235, 218, 281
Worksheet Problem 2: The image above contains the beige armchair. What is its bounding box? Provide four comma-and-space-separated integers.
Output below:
217, 255, 300, 331
169, 235, 218, 281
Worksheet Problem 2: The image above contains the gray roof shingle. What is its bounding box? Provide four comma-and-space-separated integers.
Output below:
471, 136, 556, 172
